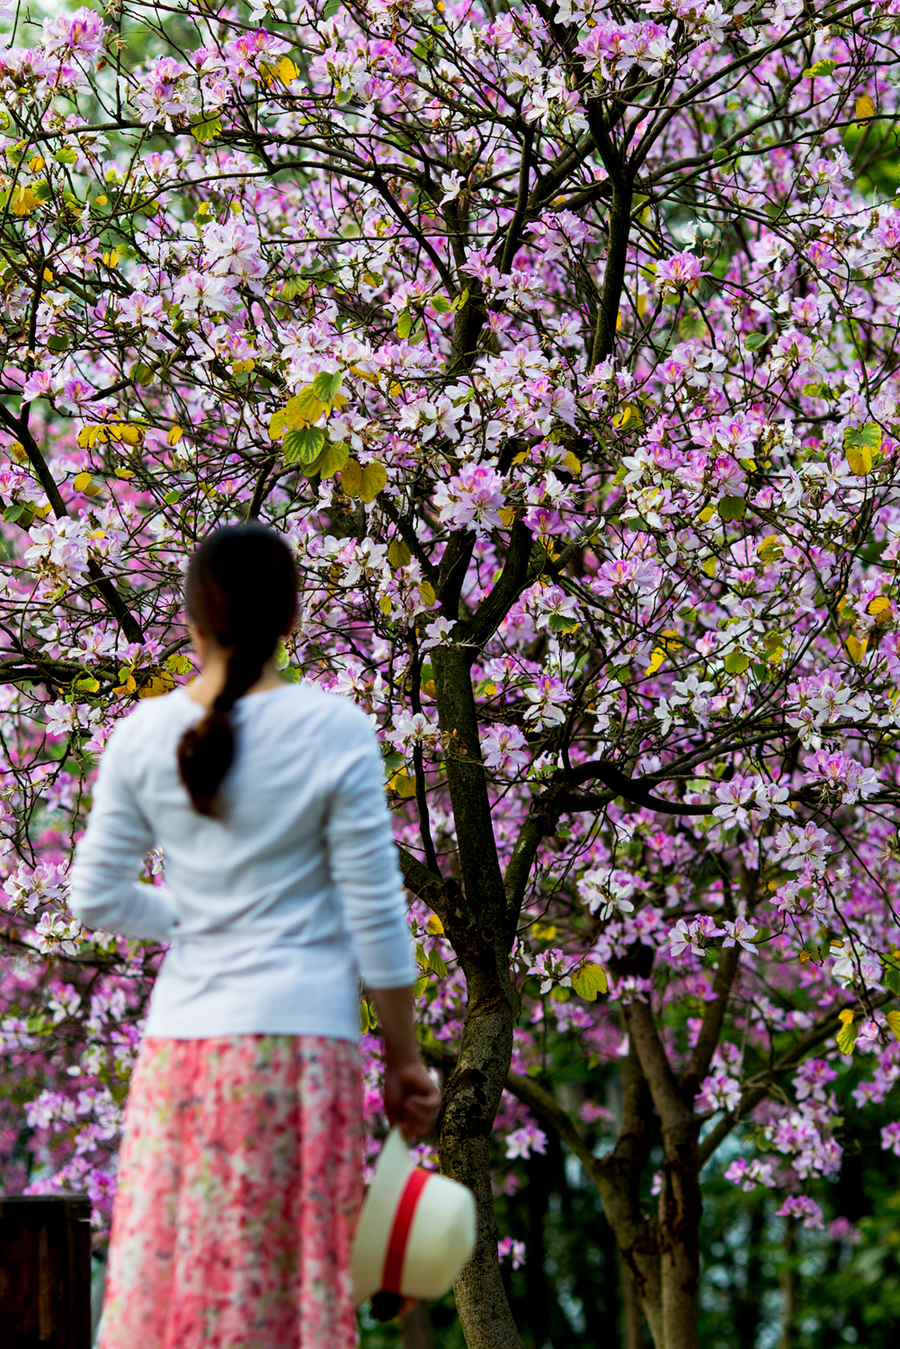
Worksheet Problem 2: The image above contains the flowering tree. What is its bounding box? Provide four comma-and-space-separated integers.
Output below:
2, 1, 900, 1346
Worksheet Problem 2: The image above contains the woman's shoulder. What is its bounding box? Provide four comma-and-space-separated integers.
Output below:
250, 681, 376, 741
103, 687, 199, 748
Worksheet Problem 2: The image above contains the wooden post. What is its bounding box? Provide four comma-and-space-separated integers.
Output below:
0, 1194, 92, 1348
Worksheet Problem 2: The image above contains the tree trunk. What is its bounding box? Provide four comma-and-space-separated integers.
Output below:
620, 1253, 647, 1349
431, 643, 523, 1349
657, 1134, 702, 1349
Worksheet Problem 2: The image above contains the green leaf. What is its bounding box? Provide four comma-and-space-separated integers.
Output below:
883, 961, 900, 996
744, 332, 769, 351
284, 386, 325, 426
387, 537, 411, 568
803, 58, 838, 78
283, 427, 325, 466
46, 334, 69, 353
718, 495, 747, 522
572, 964, 608, 1001
191, 115, 222, 143
397, 310, 413, 340
130, 361, 155, 387
723, 651, 750, 675
54, 147, 79, 165
316, 439, 349, 479
431, 294, 452, 313
836, 1018, 857, 1055
548, 613, 579, 635
3, 502, 35, 528
312, 369, 343, 403
428, 949, 448, 977
163, 490, 182, 505
712, 146, 731, 162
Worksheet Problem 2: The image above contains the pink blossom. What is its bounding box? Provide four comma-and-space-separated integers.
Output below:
434, 463, 506, 535
776, 1196, 825, 1230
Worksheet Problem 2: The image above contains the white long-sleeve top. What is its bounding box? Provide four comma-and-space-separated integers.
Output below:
69, 683, 416, 1041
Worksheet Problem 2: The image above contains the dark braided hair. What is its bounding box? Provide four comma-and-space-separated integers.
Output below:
177, 524, 297, 817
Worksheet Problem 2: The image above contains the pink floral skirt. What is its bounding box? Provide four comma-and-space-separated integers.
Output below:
98, 1035, 364, 1349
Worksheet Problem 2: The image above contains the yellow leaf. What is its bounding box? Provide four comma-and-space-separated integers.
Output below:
757, 534, 783, 565
102, 250, 119, 268
856, 94, 875, 125
8, 441, 27, 463
43, 268, 54, 284
419, 581, 436, 607
341, 458, 363, 497
645, 648, 666, 675
561, 451, 582, 476
11, 187, 39, 217
613, 404, 642, 429
550, 986, 570, 1003
165, 653, 193, 675
498, 506, 517, 526
138, 672, 175, 699
699, 504, 716, 523
885, 1010, 900, 1041
167, 425, 184, 446
73, 472, 93, 492
278, 56, 300, 82
389, 769, 417, 797
866, 595, 892, 622
113, 675, 137, 696
357, 462, 387, 503
531, 922, 557, 942
268, 408, 287, 441
572, 963, 609, 1001
838, 1008, 855, 1025
114, 467, 135, 479
702, 556, 717, 578
846, 444, 872, 476
427, 914, 444, 935
77, 425, 108, 448
379, 595, 392, 616
28, 155, 45, 172
846, 634, 867, 663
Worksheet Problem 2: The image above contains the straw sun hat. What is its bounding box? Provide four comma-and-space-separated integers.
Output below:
351, 1128, 477, 1312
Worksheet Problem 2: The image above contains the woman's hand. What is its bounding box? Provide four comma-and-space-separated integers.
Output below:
368, 984, 441, 1140
383, 1055, 441, 1141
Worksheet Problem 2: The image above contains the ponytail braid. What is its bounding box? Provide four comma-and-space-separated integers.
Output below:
176, 525, 298, 819
178, 649, 266, 817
